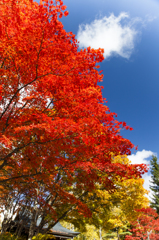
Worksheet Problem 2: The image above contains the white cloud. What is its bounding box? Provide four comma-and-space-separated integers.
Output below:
143, 173, 153, 199
128, 149, 156, 200
145, 14, 157, 23
128, 149, 154, 165
77, 12, 140, 59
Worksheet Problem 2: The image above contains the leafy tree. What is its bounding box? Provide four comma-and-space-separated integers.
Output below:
104, 231, 132, 240
0, 155, 148, 239
63, 223, 100, 240
150, 155, 159, 214
0, 0, 148, 239
125, 208, 159, 240
62, 155, 149, 239
0, 0, 147, 184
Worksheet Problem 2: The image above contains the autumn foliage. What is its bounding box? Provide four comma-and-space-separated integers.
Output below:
125, 207, 159, 240
64, 155, 149, 232
0, 0, 148, 239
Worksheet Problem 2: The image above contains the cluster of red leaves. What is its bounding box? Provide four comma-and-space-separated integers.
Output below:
0, 0, 148, 218
125, 208, 159, 240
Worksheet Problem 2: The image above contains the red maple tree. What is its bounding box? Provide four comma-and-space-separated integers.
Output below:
0, 0, 148, 239
125, 208, 159, 240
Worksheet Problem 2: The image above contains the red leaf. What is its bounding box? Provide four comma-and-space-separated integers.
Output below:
64, 11, 69, 17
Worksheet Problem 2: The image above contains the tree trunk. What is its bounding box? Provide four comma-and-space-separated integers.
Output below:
117, 228, 120, 240
1, 216, 11, 233
15, 221, 24, 239
28, 211, 36, 240
147, 230, 152, 240
99, 227, 102, 240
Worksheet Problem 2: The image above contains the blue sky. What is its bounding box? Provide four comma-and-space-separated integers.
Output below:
36, 0, 159, 198
59, 0, 159, 197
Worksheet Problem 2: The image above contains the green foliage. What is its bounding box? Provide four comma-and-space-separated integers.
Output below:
150, 155, 159, 214
118, 232, 132, 236
103, 231, 132, 239
103, 232, 117, 238
32, 233, 55, 240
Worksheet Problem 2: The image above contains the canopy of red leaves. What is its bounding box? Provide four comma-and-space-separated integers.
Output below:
125, 208, 159, 240
0, 0, 148, 217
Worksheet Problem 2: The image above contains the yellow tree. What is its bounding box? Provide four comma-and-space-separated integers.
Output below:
62, 155, 149, 239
